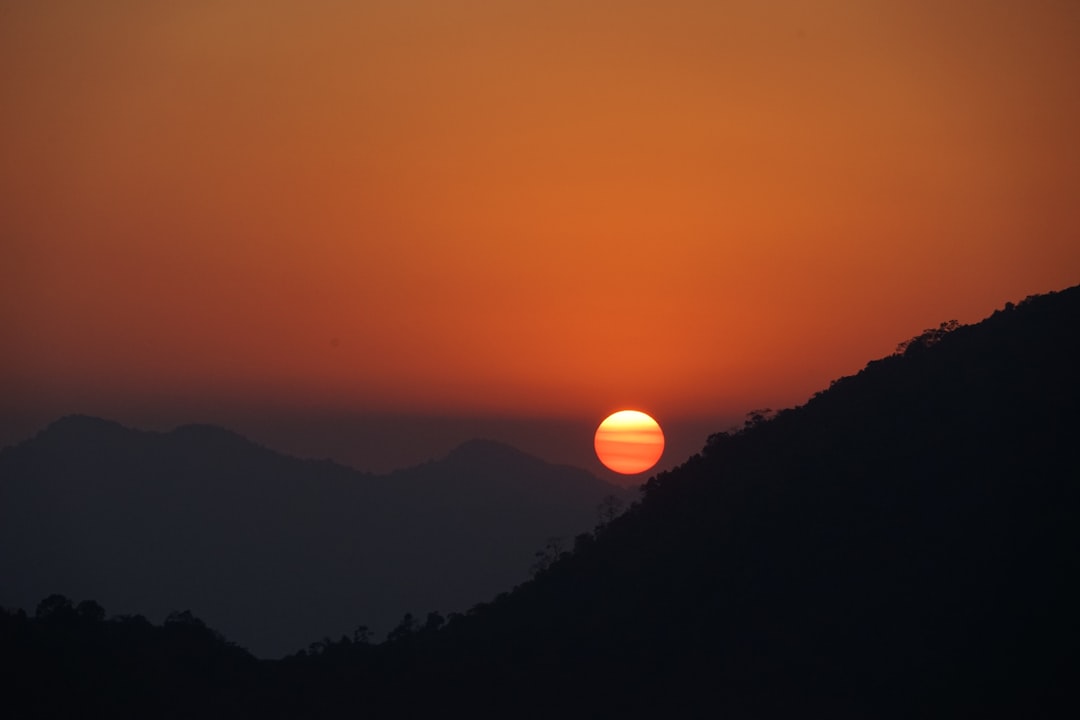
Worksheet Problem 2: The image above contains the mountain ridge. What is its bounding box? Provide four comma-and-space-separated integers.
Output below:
285, 284, 1080, 718
3, 284, 1077, 718
0, 418, 630, 658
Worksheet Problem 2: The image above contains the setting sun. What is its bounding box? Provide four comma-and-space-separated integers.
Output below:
594, 410, 665, 475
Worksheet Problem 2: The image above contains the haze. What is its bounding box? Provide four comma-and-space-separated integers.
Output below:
3, 1, 1078, 476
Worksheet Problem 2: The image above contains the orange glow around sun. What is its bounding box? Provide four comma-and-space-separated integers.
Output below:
1, 2, 1079, 437
594, 411, 665, 475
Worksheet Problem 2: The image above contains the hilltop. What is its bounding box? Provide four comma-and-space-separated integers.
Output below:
3, 284, 1077, 718
288, 285, 1080, 717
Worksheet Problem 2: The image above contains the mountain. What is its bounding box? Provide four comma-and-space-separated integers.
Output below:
3, 284, 1078, 718
0, 420, 630, 658
280, 285, 1080, 718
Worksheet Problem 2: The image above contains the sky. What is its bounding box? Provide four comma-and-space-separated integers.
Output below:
2, 1, 1079, 482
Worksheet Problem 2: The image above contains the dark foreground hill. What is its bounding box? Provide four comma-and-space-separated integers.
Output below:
0, 422, 629, 657
3, 285, 1078, 718
281, 286, 1080, 718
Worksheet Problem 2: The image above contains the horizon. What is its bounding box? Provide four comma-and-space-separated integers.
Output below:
3, 253, 1077, 716
3, 2, 1080, 481
0, 407, 742, 485
0, 284, 1073, 484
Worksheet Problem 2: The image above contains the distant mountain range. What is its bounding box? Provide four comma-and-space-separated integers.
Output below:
3, 284, 1078, 718
0, 420, 630, 657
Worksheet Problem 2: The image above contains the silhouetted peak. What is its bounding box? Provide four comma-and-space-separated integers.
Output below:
33, 415, 139, 447
443, 438, 543, 469
432, 438, 627, 494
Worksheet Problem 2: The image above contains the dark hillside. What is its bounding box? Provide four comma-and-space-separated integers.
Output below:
288, 286, 1079, 718
3, 286, 1077, 719
1, 598, 258, 719
0, 421, 627, 658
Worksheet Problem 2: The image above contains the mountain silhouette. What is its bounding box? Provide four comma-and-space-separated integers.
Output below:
0, 421, 630, 658
2, 284, 1077, 718
278, 285, 1080, 718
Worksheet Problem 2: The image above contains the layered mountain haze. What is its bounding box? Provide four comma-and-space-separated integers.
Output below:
4, 2, 1077, 715
0, 421, 630, 657
2, 285, 1077, 718
272, 285, 1080, 717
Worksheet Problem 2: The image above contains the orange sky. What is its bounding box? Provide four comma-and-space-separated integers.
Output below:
2, 1, 1079, 472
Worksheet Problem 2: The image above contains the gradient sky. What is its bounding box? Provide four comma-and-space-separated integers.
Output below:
3, 1, 1078, 479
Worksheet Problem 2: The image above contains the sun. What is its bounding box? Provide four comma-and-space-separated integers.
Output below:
594, 410, 665, 475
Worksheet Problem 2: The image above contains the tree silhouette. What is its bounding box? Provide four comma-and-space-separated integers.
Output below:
4, 285, 1078, 719
35, 593, 75, 621
896, 319, 961, 354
